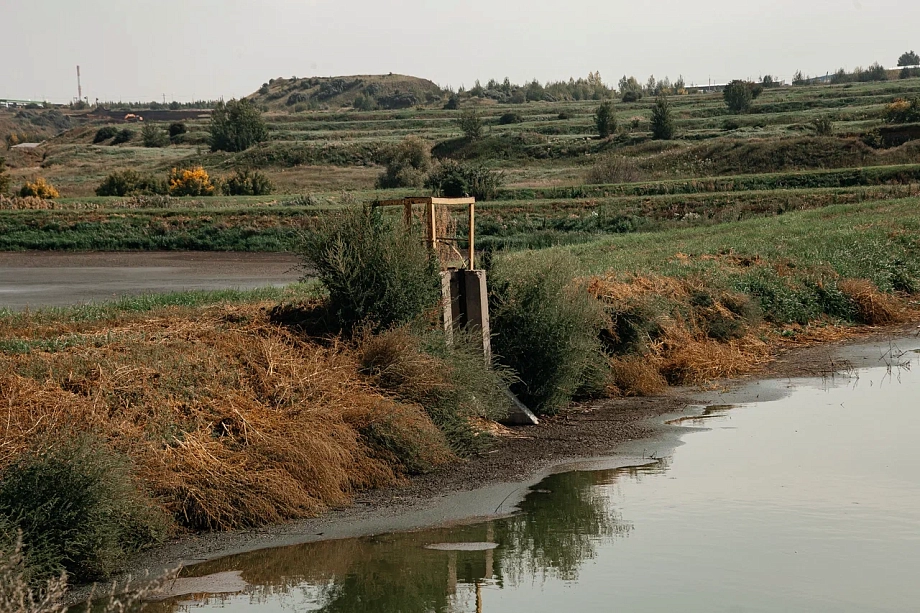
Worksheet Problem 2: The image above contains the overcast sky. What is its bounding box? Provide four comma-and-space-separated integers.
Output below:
2, 0, 917, 103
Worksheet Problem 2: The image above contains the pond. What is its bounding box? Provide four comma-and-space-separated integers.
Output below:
157, 339, 920, 613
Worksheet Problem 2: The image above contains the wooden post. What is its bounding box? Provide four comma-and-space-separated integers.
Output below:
468, 203, 475, 270
403, 201, 412, 228
426, 199, 436, 252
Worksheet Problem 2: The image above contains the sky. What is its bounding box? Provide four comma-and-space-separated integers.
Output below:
1, 0, 918, 103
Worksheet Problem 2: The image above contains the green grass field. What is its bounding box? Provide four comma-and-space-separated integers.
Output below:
1, 76, 919, 252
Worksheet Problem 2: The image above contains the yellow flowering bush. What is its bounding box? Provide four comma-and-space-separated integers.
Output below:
18, 177, 60, 199
168, 166, 215, 197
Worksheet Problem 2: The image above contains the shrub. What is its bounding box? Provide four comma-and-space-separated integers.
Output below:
723, 79, 761, 114
425, 160, 503, 201
111, 128, 134, 145
813, 116, 834, 136
490, 251, 608, 414
0, 435, 168, 583
557, 111, 572, 120
594, 101, 617, 138
585, 154, 641, 185
209, 98, 268, 152
92, 126, 119, 143
167, 166, 216, 196
376, 136, 433, 189
223, 169, 273, 196
457, 109, 484, 140
95, 170, 167, 197
650, 94, 675, 140
621, 90, 642, 103
884, 97, 920, 123
498, 112, 523, 125
168, 122, 188, 138
141, 124, 169, 148
18, 178, 59, 199
301, 205, 441, 334
0, 158, 9, 196
286, 92, 309, 106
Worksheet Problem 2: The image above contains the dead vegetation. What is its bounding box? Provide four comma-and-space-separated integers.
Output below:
0, 303, 463, 533
588, 273, 914, 395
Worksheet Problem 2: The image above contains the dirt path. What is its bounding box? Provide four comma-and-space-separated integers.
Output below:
0, 251, 303, 310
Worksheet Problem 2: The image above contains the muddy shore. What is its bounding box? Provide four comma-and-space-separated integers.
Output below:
92, 323, 919, 594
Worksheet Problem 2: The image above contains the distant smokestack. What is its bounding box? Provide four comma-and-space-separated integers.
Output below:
77, 65, 82, 101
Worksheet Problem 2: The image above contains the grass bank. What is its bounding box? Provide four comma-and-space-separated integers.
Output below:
0, 199, 916, 595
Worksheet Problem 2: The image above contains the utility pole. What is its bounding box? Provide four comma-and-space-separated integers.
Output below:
76, 66, 82, 102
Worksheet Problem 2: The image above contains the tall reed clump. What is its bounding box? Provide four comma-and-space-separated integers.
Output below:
301, 205, 441, 334
489, 251, 609, 414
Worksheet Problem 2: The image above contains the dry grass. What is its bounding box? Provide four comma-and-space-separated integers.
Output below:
838, 278, 907, 325
0, 304, 455, 531
586, 273, 894, 392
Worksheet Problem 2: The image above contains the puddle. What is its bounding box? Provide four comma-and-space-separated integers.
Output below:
155, 350, 920, 613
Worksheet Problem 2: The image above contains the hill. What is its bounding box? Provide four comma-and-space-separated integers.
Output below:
246, 73, 446, 111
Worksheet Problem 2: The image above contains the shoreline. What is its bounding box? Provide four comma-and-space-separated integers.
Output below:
101, 322, 918, 591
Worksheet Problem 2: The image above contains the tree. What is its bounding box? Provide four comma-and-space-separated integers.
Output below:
650, 94, 675, 140
457, 109, 483, 140
208, 99, 268, 152
723, 80, 760, 114
594, 101, 617, 138
141, 124, 169, 148
619, 76, 643, 102
898, 50, 920, 67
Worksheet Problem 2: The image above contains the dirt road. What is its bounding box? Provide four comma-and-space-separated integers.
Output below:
0, 251, 303, 310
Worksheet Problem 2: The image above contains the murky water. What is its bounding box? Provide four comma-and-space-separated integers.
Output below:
158, 341, 920, 613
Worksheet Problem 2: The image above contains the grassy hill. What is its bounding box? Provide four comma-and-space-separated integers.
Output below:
246, 73, 446, 111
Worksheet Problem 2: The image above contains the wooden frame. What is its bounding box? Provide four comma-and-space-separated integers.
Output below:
373, 197, 478, 269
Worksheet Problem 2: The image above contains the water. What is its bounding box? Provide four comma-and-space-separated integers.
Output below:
158, 342, 920, 613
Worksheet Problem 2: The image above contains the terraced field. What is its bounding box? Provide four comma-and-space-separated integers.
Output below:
1, 76, 919, 252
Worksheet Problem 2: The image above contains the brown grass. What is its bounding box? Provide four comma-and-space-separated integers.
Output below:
0, 304, 455, 531
585, 273, 899, 393
838, 279, 907, 325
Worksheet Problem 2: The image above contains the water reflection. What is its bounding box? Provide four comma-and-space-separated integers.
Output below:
158, 463, 666, 612
153, 344, 920, 612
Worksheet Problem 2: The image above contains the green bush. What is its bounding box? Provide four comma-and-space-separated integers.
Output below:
209, 98, 268, 152
425, 160, 504, 200
141, 124, 170, 148
0, 435, 168, 584
92, 126, 119, 144
168, 122, 188, 138
498, 112, 523, 125
650, 94, 675, 140
95, 170, 167, 197
594, 101, 617, 138
300, 205, 441, 334
376, 136, 433, 188
723, 80, 761, 114
223, 169, 274, 196
813, 116, 834, 136
490, 251, 608, 414
111, 128, 134, 145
